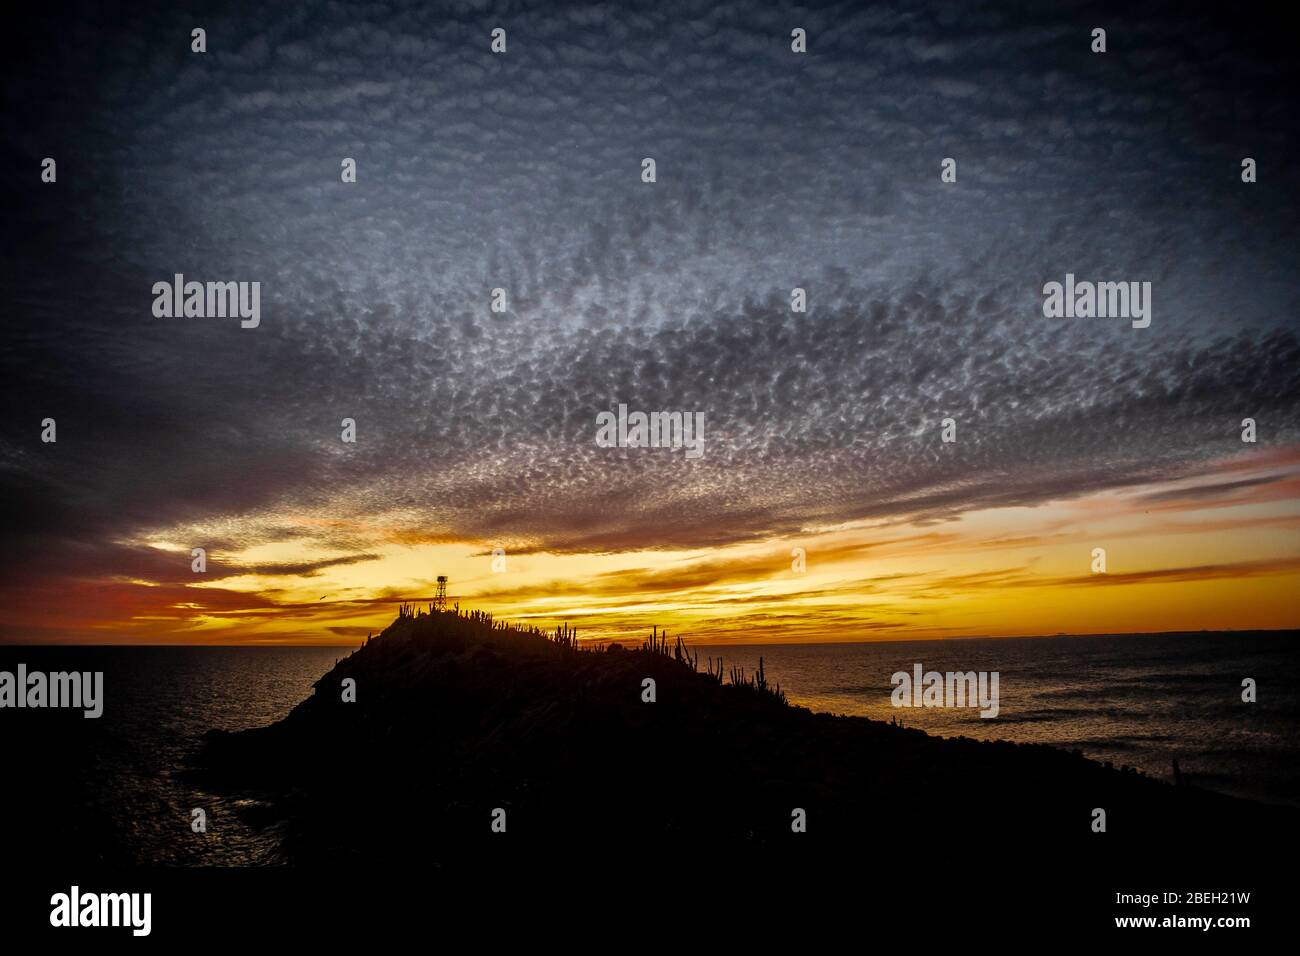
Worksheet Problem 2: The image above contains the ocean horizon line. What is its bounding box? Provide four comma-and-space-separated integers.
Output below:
4, 625, 1295, 650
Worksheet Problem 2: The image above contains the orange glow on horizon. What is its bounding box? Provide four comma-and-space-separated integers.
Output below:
4, 447, 1298, 646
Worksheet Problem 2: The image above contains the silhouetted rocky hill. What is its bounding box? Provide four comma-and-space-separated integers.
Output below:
191, 605, 1298, 869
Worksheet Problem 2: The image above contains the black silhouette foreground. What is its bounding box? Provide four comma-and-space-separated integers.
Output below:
191, 605, 1297, 872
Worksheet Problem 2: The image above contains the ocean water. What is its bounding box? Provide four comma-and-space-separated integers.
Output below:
718, 631, 1300, 807
2, 631, 1295, 865
2, 645, 343, 866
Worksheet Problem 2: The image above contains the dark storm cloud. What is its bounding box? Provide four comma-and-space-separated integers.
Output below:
2, 0, 1297, 577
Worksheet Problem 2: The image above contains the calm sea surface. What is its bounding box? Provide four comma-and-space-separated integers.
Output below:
2, 631, 1295, 865
729, 631, 1299, 808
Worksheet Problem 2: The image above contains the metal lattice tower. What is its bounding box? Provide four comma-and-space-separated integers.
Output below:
434, 575, 448, 611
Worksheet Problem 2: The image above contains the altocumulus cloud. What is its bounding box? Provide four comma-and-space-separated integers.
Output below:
1, 0, 1297, 585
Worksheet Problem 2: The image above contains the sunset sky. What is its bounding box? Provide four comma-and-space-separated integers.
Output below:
2, 0, 1297, 644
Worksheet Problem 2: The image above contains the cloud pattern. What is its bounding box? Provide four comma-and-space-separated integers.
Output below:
2, 0, 1297, 585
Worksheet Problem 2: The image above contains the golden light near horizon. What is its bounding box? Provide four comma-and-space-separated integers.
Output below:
44, 445, 1294, 646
